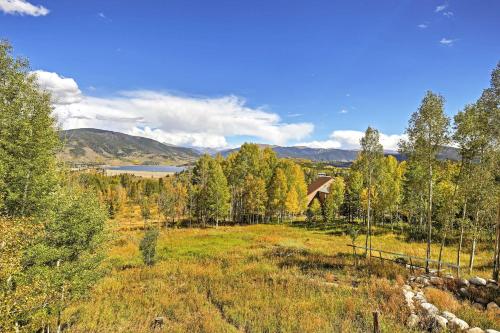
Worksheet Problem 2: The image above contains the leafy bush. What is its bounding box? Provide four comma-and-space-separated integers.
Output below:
139, 229, 159, 266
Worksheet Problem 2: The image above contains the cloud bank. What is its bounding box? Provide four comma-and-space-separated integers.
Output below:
297, 130, 406, 151
33, 70, 314, 149
0, 0, 49, 16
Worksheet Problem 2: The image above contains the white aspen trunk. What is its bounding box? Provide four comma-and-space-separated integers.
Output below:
494, 201, 500, 281
425, 162, 433, 273
468, 210, 479, 274
366, 171, 372, 258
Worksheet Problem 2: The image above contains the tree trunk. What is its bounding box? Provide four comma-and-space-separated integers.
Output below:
425, 162, 433, 273
20, 170, 31, 216
493, 201, 500, 281
469, 235, 477, 274
366, 171, 372, 258
437, 231, 446, 275
469, 211, 479, 274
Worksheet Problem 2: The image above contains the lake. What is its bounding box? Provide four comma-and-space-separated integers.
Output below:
104, 165, 187, 178
106, 165, 186, 172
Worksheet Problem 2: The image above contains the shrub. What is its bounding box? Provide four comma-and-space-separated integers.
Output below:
139, 229, 159, 266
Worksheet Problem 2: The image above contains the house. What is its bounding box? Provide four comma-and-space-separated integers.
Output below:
306, 174, 333, 207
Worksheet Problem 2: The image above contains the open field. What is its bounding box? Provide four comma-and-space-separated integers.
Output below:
104, 169, 176, 178
63, 223, 498, 333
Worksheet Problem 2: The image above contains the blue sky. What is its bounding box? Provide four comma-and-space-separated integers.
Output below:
2, 0, 499, 149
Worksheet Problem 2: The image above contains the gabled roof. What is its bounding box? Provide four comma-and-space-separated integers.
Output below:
306, 176, 333, 206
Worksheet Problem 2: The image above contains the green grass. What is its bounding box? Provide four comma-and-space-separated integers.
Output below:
63, 223, 497, 332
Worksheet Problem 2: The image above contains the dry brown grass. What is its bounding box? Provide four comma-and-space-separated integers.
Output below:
425, 287, 461, 312
61, 223, 496, 332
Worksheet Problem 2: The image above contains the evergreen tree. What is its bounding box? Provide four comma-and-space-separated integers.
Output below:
139, 228, 159, 266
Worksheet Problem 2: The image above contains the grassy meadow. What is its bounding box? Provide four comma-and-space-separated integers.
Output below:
62, 215, 498, 333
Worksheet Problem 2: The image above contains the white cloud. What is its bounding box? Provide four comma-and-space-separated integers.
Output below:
443, 11, 454, 17
439, 37, 456, 46
97, 12, 111, 21
33, 70, 314, 149
296, 140, 341, 149
31, 70, 82, 105
297, 130, 406, 151
0, 0, 49, 16
339, 109, 348, 114
417, 23, 428, 29
435, 4, 447, 12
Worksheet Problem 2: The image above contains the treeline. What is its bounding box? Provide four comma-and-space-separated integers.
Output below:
329, 63, 499, 279
76, 144, 310, 227
0, 42, 108, 332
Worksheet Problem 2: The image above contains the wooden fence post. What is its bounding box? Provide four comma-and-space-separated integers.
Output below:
373, 311, 380, 333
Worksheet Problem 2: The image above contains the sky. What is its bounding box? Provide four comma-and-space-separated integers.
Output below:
1, 0, 499, 150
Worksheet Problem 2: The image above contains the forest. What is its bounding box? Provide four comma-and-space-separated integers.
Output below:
0, 39, 499, 332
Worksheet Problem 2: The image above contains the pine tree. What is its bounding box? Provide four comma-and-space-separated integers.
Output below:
139, 228, 159, 266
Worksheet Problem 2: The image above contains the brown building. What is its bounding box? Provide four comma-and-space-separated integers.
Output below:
306, 175, 333, 207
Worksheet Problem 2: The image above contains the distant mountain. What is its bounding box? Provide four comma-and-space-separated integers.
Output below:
219, 145, 460, 164
58, 128, 460, 167
59, 128, 199, 166
220, 145, 359, 161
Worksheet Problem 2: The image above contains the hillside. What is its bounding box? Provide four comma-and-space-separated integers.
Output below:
59, 128, 199, 166
220, 145, 459, 163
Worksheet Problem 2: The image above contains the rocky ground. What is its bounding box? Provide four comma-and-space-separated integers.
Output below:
403, 274, 500, 332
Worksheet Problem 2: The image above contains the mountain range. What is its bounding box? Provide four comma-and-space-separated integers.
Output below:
59, 128, 200, 166
58, 128, 459, 166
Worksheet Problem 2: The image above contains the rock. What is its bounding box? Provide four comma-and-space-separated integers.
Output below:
414, 293, 427, 304
431, 277, 444, 286
449, 317, 469, 332
151, 316, 164, 329
403, 284, 412, 291
472, 302, 485, 310
420, 302, 439, 316
403, 289, 415, 299
469, 277, 487, 286
433, 315, 448, 330
476, 298, 489, 305
459, 287, 470, 298
467, 328, 485, 333
441, 311, 457, 321
486, 302, 500, 313
459, 278, 470, 287
485, 330, 500, 333
487, 279, 497, 285
407, 314, 420, 328
416, 276, 429, 286
487, 283, 499, 291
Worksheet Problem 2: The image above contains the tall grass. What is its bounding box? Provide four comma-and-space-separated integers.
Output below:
63, 224, 496, 332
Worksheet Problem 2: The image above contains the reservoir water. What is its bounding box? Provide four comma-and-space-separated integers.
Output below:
106, 165, 186, 173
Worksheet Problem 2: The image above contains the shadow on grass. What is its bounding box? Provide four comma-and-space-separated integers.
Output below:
264, 245, 352, 272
